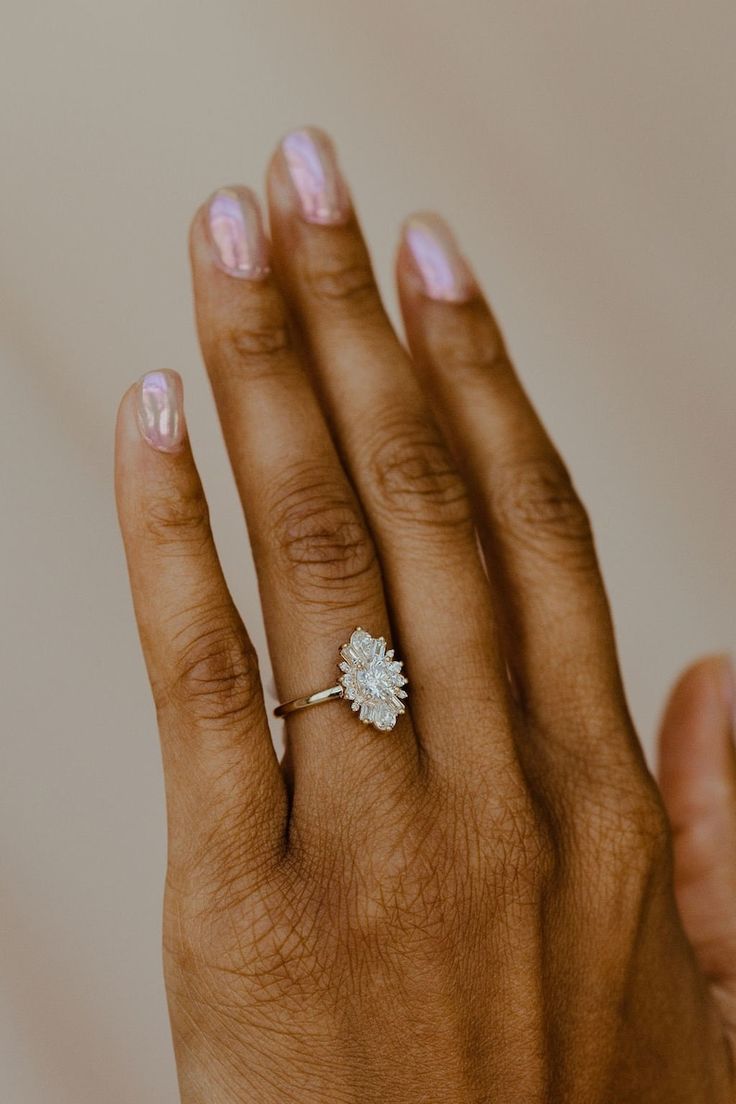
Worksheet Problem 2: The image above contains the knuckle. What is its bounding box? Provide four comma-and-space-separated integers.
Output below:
267, 463, 377, 601
301, 246, 380, 314
495, 791, 558, 895
143, 485, 211, 552
162, 912, 215, 1011
454, 767, 558, 900
187, 810, 282, 916
217, 302, 294, 382
431, 314, 508, 382
166, 611, 262, 728
164, 792, 285, 941
491, 455, 594, 562
225, 320, 292, 362
367, 416, 473, 534
620, 786, 672, 859
582, 776, 672, 874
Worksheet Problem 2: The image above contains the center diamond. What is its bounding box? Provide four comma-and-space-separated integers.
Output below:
338, 628, 408, 732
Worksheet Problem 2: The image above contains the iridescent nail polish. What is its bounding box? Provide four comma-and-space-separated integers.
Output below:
403, 213, 476, 302
137, 371, 185, 453
280, 128, 350, 225
207, 187, 270, 278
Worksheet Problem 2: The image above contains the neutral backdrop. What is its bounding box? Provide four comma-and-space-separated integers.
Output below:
2, 2, 734, 1100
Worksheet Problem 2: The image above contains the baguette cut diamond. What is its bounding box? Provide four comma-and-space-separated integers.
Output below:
338, 628, 408, 731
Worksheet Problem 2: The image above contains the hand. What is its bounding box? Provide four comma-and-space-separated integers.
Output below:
115, 127, 736, 1102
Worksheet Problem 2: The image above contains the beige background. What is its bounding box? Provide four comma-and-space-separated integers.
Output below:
1, 1, 734, 1099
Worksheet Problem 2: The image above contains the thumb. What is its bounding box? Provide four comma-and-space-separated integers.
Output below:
658, 655, 736, 1032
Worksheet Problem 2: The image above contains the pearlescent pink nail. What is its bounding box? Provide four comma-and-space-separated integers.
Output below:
280, 128, 350, 225
137, 371, 185, 453
403, 213, 476, 302
207, 187, 270, 278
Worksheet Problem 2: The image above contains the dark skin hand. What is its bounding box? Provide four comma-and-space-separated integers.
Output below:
116, 127, 736, 1102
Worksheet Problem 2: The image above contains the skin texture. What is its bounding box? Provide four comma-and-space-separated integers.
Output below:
115, 127, 736, 1102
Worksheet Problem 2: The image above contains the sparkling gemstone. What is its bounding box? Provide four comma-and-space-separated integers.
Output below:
338, 628, 408, 732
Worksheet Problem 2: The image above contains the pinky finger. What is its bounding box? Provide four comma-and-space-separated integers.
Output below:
115, 371, 286, 882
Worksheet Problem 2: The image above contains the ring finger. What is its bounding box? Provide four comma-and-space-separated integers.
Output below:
396, 212, 643, 781
266, 128, 517, 784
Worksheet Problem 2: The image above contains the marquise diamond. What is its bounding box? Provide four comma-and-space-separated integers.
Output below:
338, 628, 408, 732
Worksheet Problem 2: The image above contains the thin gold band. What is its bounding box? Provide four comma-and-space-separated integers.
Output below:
273, 684, 344, 718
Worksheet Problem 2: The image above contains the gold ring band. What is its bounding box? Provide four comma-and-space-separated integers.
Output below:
273, 685, 343, 717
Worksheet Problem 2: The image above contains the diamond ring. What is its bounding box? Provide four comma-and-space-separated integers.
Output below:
273, 628, 408, 732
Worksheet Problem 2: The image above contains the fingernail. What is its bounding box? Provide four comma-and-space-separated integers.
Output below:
403, 213, 476, 302
137, 371, 185, 453
207, 187, 270, 278
280, 127, 350, 225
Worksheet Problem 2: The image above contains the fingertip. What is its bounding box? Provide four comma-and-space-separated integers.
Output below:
115, 378, 139, 444
677, 652, 732, 693
190, 185, 271, 283
188, 197, 210, 262
396, 211, 478, 305
115, 371, 189, 523
660, 654, 734, 747
265, 139, 296, 220
658, 654, 735, 811
395, 221, 426, 299
135, 370, 186, 454
266, 124, 352, 229
114, 382, 140, 499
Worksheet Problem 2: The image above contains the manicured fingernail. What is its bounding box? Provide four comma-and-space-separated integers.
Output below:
280, 127, 350, 225
403, 213, 476, 302
207, 187, 270, 278
137, 371, 185, 453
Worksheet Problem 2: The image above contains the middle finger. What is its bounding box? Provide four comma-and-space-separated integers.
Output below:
267, 128, 515, 779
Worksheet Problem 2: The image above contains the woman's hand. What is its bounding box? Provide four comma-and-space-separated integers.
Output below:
115, 127, 736, 1102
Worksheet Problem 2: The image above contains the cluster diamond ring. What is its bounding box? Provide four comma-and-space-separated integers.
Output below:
274, 628, 408, 732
